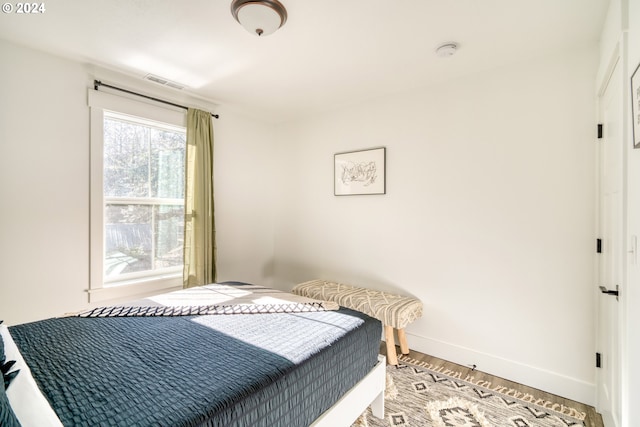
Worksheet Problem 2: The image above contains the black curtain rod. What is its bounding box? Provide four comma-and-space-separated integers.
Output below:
93, 80, 219, 119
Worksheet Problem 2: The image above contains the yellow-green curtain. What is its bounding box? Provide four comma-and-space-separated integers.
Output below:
183, 108, 216, 288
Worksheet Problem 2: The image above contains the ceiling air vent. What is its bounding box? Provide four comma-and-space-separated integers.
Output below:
165, 81, 186, 90
143, 74, 186, 90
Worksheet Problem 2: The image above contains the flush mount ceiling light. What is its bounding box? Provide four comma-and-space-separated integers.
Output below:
231, 0, 288, 37
436, 43, 458, 58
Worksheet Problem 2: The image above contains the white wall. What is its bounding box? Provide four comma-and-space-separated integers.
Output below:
0, 39, 277, 325
273, 46, 599, 404
213, 111, 277, 286
0, 40, 91, 325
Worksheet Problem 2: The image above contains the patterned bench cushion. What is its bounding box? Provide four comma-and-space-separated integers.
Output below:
292, 280, 422, 329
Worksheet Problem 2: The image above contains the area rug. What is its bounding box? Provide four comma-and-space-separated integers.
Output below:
353, 354, 587, 427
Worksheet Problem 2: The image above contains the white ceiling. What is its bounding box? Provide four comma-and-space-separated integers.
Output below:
0, 0, 609, 123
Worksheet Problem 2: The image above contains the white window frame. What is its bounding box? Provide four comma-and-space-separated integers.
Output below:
88, 90, 186, 303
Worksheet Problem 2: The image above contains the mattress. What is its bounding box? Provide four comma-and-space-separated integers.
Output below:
8, 283, 382, 427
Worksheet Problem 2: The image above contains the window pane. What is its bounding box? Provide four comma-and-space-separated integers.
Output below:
104, 118, 150, 198
105, 204, 152, 277
151, 128, 185, 199
154, 205, 184, 269
102, 112, 185, 284
104, 203, 184, 280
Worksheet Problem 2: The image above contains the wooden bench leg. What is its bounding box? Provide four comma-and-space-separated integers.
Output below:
384, 325, 398, 365
397, 328, 409, 355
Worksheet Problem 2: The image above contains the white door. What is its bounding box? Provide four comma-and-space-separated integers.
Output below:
596, 55, 623, 427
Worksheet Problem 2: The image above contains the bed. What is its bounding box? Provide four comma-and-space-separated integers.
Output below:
0, 282, 385, 427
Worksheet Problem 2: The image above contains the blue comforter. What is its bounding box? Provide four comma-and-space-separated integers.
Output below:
9, 300, 381, 426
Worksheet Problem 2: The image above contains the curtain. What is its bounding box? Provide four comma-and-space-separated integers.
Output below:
183, 108, 216, 288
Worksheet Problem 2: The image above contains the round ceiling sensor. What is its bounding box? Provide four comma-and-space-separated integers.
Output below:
436, 43, 458, 58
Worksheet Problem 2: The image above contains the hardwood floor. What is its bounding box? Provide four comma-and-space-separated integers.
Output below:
380, 343, 604, 427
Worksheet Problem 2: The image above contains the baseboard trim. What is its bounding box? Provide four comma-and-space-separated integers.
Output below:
396, 332, 595, 406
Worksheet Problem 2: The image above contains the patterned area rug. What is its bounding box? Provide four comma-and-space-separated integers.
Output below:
353, 355, 587, 427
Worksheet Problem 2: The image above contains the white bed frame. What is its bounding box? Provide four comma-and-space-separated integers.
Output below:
311, 355, 386, 426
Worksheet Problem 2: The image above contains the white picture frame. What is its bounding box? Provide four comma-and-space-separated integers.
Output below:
334, 147, 386, 196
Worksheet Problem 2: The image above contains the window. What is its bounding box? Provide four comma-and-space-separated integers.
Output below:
89, 90, 187, 302
103, 112, 185, 282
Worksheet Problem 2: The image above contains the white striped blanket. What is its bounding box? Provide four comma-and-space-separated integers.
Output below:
78, 282, 339, 318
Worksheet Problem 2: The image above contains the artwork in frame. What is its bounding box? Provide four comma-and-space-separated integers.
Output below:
334, 147, 386, 196
633, 61, 640, 148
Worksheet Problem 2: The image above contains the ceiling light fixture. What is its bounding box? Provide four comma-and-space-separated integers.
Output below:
231, 0, 288, 37
436, 43, 458, 58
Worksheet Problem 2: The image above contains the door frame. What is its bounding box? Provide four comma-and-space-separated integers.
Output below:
595, 38, 626, 427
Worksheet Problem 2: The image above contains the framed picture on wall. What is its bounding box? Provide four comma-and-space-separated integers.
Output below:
334, 147, 386, 195
633, 61, 640, 148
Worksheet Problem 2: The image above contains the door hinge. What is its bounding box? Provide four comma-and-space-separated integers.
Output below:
597, 238, 602, 253
596, 352, 602, 368
598, 124, 603, 139
600, 285, 620, 301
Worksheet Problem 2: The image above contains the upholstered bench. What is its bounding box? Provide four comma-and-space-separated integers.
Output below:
292, 279, 423, 365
